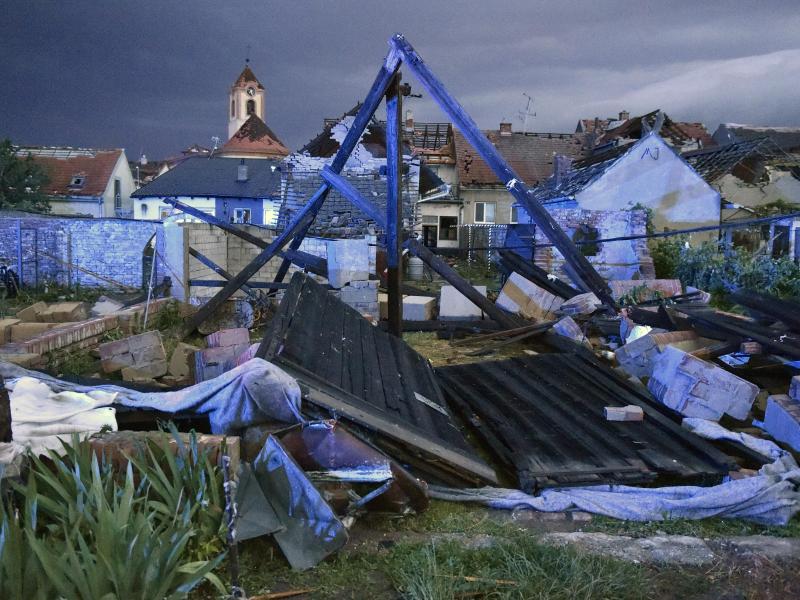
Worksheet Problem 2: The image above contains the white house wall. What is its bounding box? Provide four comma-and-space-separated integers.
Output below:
575, 134, 720, 238
134, 196, 216, 221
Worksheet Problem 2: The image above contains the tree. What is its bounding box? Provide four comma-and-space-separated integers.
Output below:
0, 139, 51, 212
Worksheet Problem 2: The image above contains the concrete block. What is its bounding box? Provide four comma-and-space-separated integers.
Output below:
99, 330, 166, 373
38, 302, 89, 323
403, 296, 436, 321
0, 353, 42, 368
648, 346, 758, 421
615, 330, 700, 379
15, 301, 47, 322
604, 405, 644, 421
379, 293, 389, 320
439, 285, 487, 320
9, 322, 60, 342
496, 272, 564, 322
0, 318, 22, 344
326, 238, 370, 288
763, 394, 800, 452
169, 342, 200, 379
121, 361, 168, 381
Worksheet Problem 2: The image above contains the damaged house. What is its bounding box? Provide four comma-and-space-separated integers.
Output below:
514, 130, 722, 280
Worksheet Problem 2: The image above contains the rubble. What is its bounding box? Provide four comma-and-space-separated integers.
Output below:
439, 284, 487, 320
496, 272, 565, 321
648, 346, 758, 421
615, 330, 710, 379
402, 295, 436, 321
99, 330, 167, 378
762, 395, 800, 452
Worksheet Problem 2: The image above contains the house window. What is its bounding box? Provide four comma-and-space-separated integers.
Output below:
510, 206, 519, 224
141, 203, 148, 216
439, 216, 458, 241
114, 178, 122, 209
474, 202, 495, 224
233, 208, 252, 224
231, 99, 236, 118
263, 204, 279, 227
246, 99, 255, 115
573, 224, 601, 256
69, 175, 85, 188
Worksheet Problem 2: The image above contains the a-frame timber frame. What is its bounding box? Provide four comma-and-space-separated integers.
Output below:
177, 34, 614, 339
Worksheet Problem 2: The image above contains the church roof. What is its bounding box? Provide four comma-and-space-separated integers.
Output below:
233, 65, 264, 90
221, 113, 290, 159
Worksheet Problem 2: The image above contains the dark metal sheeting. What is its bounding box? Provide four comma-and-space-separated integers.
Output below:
257, 272, 496, 486
437, 354, 735, 492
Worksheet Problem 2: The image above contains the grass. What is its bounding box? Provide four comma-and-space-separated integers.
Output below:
587, 514, 800, 539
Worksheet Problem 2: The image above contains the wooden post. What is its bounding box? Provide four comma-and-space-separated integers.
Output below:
386, 72, 403, 337
390, 35, 615, 310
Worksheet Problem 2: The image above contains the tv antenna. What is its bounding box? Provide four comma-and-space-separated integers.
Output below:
518, 93, 536, 134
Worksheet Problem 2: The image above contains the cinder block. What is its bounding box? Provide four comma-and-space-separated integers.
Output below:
169, 342, 201, 379
439, 285, 487, 320
496, 272, 564, 322
326, 238, 369, 288
615, 330, 700, 379
99, 330, 165, 373
648, 346, 758, 421
38, 302, 89, 323
559, 292, 600, 316
15, 301, 47, 322
0, 318, 22, 344
403, 296, 436, 321
9, 322, 60, 342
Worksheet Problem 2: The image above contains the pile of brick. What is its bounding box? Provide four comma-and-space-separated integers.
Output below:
99, 330, 168, 383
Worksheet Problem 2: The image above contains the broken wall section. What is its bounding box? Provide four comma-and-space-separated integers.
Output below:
0, 213, 161, 289
534, 208, 654, 283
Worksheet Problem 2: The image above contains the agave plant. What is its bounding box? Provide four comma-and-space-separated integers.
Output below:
0, 429, 228, 599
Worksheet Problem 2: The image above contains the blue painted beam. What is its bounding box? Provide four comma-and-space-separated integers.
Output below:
320, 166, 387, 227
389, 34, 614, 308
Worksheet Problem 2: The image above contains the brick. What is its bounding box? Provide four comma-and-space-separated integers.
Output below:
615, 330, 700, 379
15, 301, 47, 322
38, 302, 89, 323
99, 331, 165, 373
439, 285, 487, 320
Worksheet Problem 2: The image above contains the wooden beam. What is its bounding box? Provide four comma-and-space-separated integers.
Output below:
404, 238, 518, 329
385, 72, 403, 337
389, 35, 615, 309
188, 280, 290, 289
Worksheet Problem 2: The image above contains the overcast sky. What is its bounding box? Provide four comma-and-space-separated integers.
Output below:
1, 1, 798, 159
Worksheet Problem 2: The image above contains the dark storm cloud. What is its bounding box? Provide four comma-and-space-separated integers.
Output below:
1, 0, 798, 158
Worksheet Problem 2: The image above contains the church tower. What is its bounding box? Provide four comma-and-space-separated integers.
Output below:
228, 61, 265, 139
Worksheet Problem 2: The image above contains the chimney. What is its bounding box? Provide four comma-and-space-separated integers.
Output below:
405, 109, 414, 131
237, 159, 248, 182
619, 110, 630, 121
553, 154, 573, 187
499, 121, 512, 136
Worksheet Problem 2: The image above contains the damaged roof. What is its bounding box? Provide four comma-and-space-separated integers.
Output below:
131, 155, 282, 199
713, 123, 800, 153
16, 147, 124, 198
221, 114, 290, 159
453, 129, 591, 187
596, 110, 716, 150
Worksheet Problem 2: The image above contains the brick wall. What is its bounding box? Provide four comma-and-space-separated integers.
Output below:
533, 208, 654, 281
0, 214, 162, 289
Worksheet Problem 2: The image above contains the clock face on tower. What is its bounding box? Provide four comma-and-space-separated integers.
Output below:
246, 87, 255, 97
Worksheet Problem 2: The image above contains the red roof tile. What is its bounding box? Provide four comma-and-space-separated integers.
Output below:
221, 114, 289, 159
453, 129, 591, 186
19, 148, 123, 197
233, 65, 264, 90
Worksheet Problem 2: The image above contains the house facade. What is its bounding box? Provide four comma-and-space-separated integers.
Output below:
17, 147, 135, 218
131, 156, 282, 226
